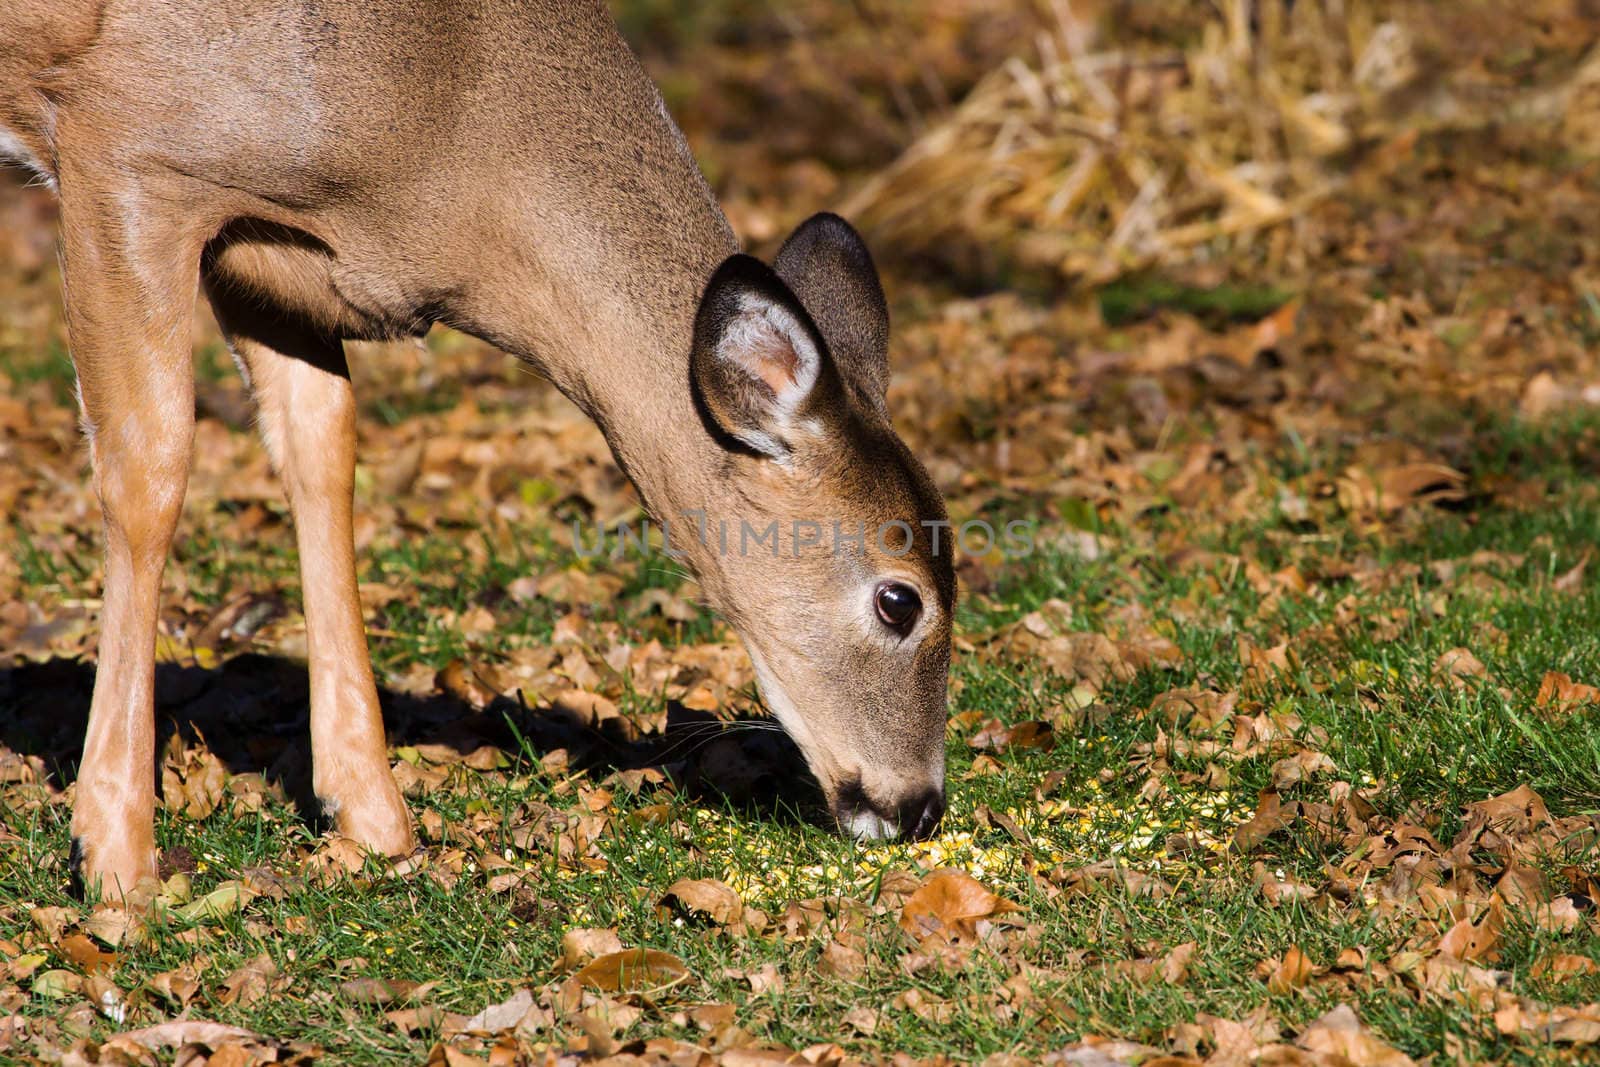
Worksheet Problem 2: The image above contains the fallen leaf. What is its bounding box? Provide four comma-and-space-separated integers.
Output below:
173, 880, 256, 923
573, 949, 690, 995
842, 1006, 878, 1036
83, 907, 146, 949
1296, 1004, 1414, 1066
31, 969, 82, 1000
1160, 941, 1198, 984
1266, 945, 1315, 994
1432, 647, 1489, 689
1536, 670, 1600, 713
58, 933, 116, 975
1437, 902, 1504, 963
659, 878, 743, 927
1532, 953, 1600, 979
217, 954, 280, 1008
560, 928, 624, 970
1232, 791, 1289, 852
340, 977, 435, 1005
819, 939, 866, 980
115, 1020, 264, 1050
1270, 749, 1337, 790
900, 870, 1020, 943
460, 988, 537, 1033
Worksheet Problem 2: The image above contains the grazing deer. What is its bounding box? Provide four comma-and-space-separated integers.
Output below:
1, 0, 953, 899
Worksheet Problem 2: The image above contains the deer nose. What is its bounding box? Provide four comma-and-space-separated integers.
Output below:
896, 788, 945, 841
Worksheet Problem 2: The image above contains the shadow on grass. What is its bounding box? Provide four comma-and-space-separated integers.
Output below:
0, 653, 821, 849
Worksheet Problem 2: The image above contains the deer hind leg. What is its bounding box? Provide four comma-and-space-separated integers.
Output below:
62, 173, 203, 901
203, 278, 415, 859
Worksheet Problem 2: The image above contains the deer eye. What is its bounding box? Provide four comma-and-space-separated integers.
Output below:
874, 582, 922, 633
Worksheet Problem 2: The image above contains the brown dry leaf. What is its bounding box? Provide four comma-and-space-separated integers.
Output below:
58, 933, 116, 975
1232, 791, 1289, 853
1160, 942, 1198, 985
146, 962, 204, 1009
841, 1006, 878, 1036
1265, 945, 1315, 995
459, 988, 538, 1033
1495, 1001, 1600, 1046
899, 870, 1021, 943
573, 949, 691, 995
30, 905, 78, 943
1034, 632, 1134, 691
1052, 859, 1173, 900
893, 987, 954, 1024
1536, 670, 1600, 713
1432, 647, 1490, 689
305, 834, 375, 884
1253, 862, 1317, 906
217, 954, 281, 1008
1532, 953, 1600, 979
1553, 552, 1590, 594
968, 718, 1055, 754
31, 969, 82, 1000
551, 689, 623, 729
1295, 1004, 1414, 1066
1038, 1036, 1165, 1065
1437, 902, 1504, 963
1464, 785, 1552, 838
432, 1043, 490, 1066
560, 928, 624, 970
1269, 749, 1337, 791
114, 1020, 264, 1051
83, 907, 146, 950
1238, 636, 1293, 693
340, 977, 435, 1005
1340, 463, 1467, 516
160, 735, 229, 822
1149, 687, 1237, 731
659, 878, 743, 927
819, 939, 866, 980
437, 660, 497, 707
726, 962, 783, 996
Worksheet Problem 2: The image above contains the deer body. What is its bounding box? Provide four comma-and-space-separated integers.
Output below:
2, 0, 953, 899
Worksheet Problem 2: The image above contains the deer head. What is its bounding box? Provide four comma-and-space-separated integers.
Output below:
683, 213, 954, 840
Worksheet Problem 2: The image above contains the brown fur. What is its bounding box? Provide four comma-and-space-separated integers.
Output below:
1, 0, 953, 899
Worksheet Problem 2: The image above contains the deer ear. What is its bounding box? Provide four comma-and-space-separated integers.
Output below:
774, 213, 889, 413
691, 253, 834, 459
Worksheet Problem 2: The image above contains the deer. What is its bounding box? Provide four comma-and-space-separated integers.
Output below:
1, 0, 955, 900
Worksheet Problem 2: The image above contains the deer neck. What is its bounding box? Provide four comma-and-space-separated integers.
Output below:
485, 203, 740, 574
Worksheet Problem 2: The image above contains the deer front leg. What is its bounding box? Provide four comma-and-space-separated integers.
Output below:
205, 290, 415, 858
61, 175, 202, 901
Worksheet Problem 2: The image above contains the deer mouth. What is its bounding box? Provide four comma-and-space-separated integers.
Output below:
832, 776, 946, 841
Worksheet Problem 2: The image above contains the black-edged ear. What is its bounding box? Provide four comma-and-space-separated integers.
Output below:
691, 253, 836, 459
773, 212, 889, 413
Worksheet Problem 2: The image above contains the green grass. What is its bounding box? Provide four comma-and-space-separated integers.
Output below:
1096, 276, 1295, 328
0, 338, 75, 407
4, 417, 1600, 1062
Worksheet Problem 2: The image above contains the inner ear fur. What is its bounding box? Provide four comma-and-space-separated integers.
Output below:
690, 252, 843, 458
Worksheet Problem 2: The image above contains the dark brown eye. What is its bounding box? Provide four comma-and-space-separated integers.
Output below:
874, 582, 922, 632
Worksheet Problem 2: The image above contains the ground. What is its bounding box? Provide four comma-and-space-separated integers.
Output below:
3, 2, 1600, 1064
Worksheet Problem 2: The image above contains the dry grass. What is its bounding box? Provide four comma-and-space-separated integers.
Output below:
842, 0, 1600, 285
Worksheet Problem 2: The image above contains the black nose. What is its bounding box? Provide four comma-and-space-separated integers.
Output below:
896, 789, 945, 841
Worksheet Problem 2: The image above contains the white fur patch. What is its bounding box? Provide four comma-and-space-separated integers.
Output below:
743, 644, 816, 760
847, 809, 896, 841
74, 377, 96, 441
0, 124, 55, 188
